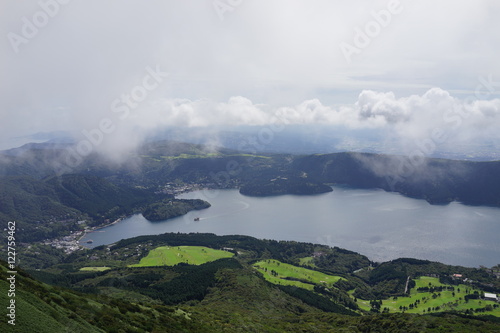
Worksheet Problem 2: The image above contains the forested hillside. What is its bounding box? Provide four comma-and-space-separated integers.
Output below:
0, 173, 168, 242
3, 141, 500, 207
3, 141, 500, 243
4, 233, 500, 332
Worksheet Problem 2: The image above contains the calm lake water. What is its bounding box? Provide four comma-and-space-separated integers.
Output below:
80, 186, 500, 268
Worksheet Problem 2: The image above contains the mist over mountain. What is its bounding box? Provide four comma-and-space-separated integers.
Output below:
2, 139, 500, 244
3, 1, 500, 331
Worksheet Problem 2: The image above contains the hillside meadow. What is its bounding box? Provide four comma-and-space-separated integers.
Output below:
128, 246, 234, 267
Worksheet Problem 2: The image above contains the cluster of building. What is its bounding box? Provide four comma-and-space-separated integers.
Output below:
451, 273, 474, 283
44, 229, 86, 253
452, 273, 499, 302
484, 293, 499, 302
158, 183, 205, 195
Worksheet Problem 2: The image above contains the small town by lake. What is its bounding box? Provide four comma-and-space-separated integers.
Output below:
80, 186, 500, 268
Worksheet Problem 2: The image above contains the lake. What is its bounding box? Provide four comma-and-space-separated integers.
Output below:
79, 186, 500, 268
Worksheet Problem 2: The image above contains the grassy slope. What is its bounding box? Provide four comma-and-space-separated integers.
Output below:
299, 256, 317, 267
0, 262, 216, 333
191, 267, 342, 332
0, 265, 103, 333
129, 246, 234, 267
254, 259, 344, 290
79, 267, 110, 272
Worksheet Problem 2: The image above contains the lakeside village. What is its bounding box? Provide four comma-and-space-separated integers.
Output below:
40, 182, 209, 254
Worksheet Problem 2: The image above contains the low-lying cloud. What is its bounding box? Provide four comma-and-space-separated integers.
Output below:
116, 87, 499, 135
4, 87, 500, 177
61, 87, 499, 163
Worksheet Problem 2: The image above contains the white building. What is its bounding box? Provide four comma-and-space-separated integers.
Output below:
484, 293, 498, 301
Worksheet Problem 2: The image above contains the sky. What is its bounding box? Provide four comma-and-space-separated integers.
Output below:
1, 0, 500, 157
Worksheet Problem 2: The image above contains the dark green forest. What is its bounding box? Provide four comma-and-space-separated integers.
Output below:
142, 199, 210, 222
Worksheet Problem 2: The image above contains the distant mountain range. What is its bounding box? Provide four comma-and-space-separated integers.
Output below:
7, 127, 500, 160
2, 139, 500, 204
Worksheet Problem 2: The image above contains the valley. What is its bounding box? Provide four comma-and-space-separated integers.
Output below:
2, 141, 500, 332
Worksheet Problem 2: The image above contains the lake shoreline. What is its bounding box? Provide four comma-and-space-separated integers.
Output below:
78, 187, 500, 268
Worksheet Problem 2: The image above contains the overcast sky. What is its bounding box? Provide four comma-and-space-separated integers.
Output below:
1, 0, 500, 154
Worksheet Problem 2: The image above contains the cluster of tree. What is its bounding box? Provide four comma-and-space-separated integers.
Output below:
239, 177, 332, 196
464, 292, 480, 301
277, 285, 360, 316
369, 299, 383, 312
409, 299, 423, 310
0, 174, 159, 242
142, 199, 210, 221
417, 286, 455, 293
27, 267, 107, 288
269, 269, 279, 277
314, 284, 359, 311
467, 304, 499, 314
355, 262, 409, 297
312, 249, 371, 274
131, 258, 242, 304
353, 258, 500, 298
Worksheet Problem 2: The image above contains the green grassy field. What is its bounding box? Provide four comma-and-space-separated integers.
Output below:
356, 276, 500, 316
161, 153, 221, 160
253, 259, 344, 290
79, 266, 111, 272
158, 153, 270, 160
298, 256, 317, 267
128, 246, 234, 267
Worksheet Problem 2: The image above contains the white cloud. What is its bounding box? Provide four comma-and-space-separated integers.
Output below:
1, 0, 499, 155
94, 88, 500, 152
